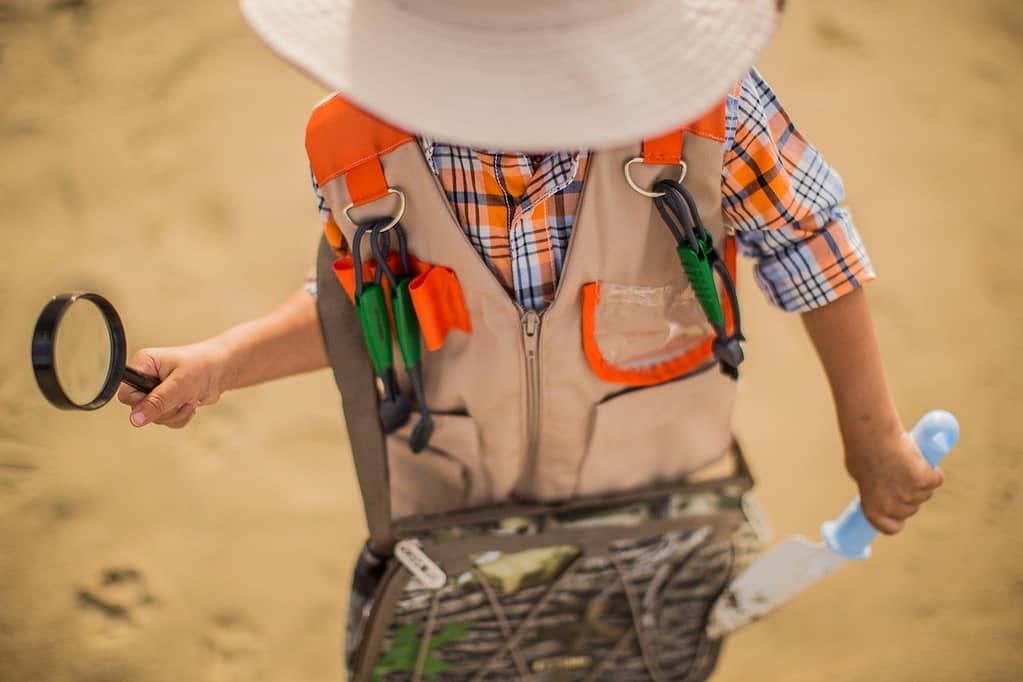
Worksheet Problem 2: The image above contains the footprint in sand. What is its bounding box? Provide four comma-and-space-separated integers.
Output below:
0, 459, 35, 498
0, 441, 40, 507
76, 566, 159, 641
200, 611, 264, 682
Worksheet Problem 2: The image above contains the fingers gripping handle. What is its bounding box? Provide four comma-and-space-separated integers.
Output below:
821, 410, 960, 560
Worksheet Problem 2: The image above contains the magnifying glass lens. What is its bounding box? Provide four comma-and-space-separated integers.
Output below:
54, 298, 113, 406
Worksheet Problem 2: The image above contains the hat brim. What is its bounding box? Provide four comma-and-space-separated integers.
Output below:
241, 0, 778, 151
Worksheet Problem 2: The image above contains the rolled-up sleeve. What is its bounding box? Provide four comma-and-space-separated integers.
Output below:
722, 69, 875, 312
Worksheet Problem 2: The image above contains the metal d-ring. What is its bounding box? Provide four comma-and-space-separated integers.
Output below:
342, 188, 406, 234
623, 157, 688, 198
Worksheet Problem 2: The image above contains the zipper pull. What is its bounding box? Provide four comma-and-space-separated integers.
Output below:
394, 539, 447, 590
522, 309, 540, 337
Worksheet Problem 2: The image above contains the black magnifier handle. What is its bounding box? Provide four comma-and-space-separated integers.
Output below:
122, 365, 160, 393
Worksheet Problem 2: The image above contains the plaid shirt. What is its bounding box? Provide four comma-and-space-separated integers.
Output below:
312, 69, 873, 312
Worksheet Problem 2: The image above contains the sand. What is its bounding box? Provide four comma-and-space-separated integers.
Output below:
1, 0, 1021, 680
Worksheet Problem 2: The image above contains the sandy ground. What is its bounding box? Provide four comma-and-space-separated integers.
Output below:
1, 1, 1021, 680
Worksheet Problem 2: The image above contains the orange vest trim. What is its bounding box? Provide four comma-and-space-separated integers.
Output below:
305, 94, 415, 207
641, 97, 728, 165
322, 212, 348, 254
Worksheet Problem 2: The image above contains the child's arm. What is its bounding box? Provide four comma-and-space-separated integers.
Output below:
720, 71, 944, 534
117, 287, 328, 428
802, 287, 944, 534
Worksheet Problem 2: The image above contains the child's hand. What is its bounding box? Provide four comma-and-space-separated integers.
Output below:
116, 340, 229, 429
844, 428, 945, 535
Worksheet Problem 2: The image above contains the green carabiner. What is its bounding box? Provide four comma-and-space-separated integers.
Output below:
356, 285, 393, 374
393, 280, 422, 369
371, 221, 434, 453
676, 232, 725, 329
353, 220, 411, 432
353, 222, 395, 375
653, 178, 744, 378
369, 220, 421, 369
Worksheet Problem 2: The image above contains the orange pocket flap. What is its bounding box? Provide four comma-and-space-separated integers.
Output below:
332, 256, 364, 304
409, 266, 472, 351
333, 253, 431, 304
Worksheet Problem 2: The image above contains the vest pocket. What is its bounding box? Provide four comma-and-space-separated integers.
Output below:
386, 411, 483, 519
574, 370, 736, 497
581, 281, 718, 386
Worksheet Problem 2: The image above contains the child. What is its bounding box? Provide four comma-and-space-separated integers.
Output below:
118, 0, 944, 676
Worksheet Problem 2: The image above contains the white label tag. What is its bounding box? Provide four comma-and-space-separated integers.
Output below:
394, 539, 447, 590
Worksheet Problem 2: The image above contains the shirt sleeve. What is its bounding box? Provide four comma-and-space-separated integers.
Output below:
307, 168, 351, 298
722, 69, 875, 313
312, 167, 334, 228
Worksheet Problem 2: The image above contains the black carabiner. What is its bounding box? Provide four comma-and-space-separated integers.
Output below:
653, 178, 709, 251
370, 221, 411, 289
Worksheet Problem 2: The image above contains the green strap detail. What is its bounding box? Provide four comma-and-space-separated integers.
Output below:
676, 236, 724, 328
355, 284, 393, 375
392, 278, 422, 369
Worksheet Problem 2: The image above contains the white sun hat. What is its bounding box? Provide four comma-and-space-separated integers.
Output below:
240, 0, 779, 151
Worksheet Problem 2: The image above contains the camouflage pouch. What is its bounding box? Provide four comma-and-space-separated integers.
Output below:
344, 447, 764, 682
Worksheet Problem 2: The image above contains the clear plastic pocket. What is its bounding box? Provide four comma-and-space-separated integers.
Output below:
581, 280, 716, 386
593, 281, 713, 368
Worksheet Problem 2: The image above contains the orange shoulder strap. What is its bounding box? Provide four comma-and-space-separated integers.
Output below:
641, 97, 727, 165
305, 95, 415, 208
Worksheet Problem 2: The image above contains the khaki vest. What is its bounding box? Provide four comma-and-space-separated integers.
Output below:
308, 98, 739, 520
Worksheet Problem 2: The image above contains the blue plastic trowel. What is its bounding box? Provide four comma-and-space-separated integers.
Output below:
707, 410, 960, 638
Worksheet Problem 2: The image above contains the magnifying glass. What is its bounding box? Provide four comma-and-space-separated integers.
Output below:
31, 292, 160, 410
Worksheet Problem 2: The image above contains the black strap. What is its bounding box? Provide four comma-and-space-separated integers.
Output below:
315, 235, 396, 555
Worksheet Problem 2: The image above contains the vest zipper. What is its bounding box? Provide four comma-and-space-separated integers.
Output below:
520, 309, 543, 465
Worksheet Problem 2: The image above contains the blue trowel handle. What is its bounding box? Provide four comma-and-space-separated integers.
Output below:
821, 410, 960, 560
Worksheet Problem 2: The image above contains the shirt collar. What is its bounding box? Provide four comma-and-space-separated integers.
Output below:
419, 136, 582, 178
